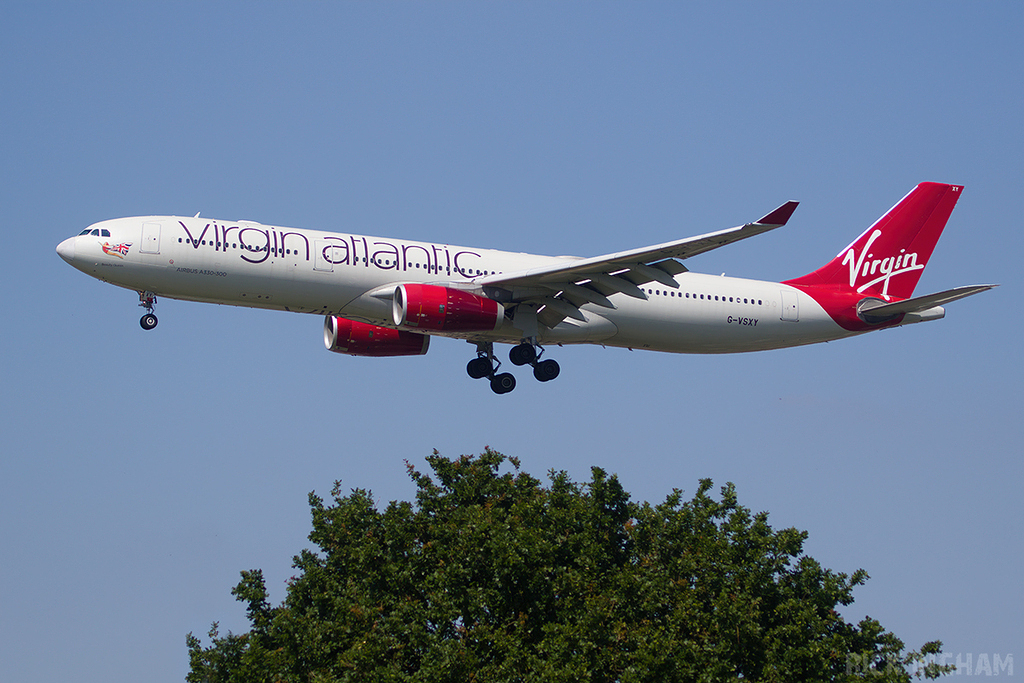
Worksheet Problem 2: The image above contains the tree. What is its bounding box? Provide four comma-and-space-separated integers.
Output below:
187, 449, 952, 682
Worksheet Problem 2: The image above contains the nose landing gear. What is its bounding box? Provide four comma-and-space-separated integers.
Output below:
138, 291, 158, 330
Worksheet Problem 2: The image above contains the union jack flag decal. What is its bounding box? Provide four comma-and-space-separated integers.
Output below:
102, 242, 132, 258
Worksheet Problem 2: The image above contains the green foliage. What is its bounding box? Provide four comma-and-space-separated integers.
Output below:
187, 449, 952, 682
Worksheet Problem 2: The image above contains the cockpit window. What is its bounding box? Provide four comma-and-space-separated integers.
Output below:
79, 229, 91, 235
90, 229, 100, 236
102, 229, 110, 236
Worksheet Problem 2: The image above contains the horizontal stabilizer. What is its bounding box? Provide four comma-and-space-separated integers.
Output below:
858, 284, 996, 323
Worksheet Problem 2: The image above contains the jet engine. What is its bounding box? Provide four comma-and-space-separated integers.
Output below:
392, 284, 504, 332
324, 316, 430, 357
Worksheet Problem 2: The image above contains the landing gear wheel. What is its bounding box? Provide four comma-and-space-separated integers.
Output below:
533, 358, 560, 382
467, 357, 492, 379
138, 291, 158, 330
509, 342, 537, 366
490, 372, 517, 394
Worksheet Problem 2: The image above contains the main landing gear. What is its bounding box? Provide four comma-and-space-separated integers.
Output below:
138, 291, 158, 330
509, 341, 560, 383
467, 340, 560, 394
467, 342, 516, 395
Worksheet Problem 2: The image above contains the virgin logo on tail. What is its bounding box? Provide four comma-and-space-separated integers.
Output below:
841, 229, 924, 299
784, 183, 959, 303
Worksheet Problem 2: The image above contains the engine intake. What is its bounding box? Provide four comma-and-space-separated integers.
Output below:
392, 284, 504, 332
324, 316, 429, 357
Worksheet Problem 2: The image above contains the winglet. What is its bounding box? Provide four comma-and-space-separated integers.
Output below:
755, 201, 799, 226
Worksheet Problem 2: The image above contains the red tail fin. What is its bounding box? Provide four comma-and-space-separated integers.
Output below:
784, 183, 963, 301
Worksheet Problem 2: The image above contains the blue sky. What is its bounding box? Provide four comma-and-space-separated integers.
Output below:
2, 2, 1021, 680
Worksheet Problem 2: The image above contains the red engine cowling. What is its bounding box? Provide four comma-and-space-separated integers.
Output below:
323, 316, 430, 357
392, 284, 504, 332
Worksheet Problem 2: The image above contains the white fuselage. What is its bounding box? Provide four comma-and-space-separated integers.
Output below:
57, 216, 856, 353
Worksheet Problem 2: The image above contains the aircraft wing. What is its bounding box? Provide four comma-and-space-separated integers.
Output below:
477, 201, 799, 327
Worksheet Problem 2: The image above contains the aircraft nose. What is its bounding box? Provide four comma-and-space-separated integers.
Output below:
56, 237, 76, 263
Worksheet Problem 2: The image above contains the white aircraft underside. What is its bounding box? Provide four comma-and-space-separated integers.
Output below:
56, 183, 994, 393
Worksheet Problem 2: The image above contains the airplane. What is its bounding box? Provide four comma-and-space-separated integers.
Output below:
56, 182, 993, 394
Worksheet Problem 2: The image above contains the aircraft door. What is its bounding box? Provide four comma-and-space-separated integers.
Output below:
141, 222, 161, 254
780, 289, 799, 322
314, 239, 335, 272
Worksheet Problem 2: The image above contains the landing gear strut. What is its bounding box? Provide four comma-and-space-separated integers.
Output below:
138, 291, 158, 330
466, 342, 517, 395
